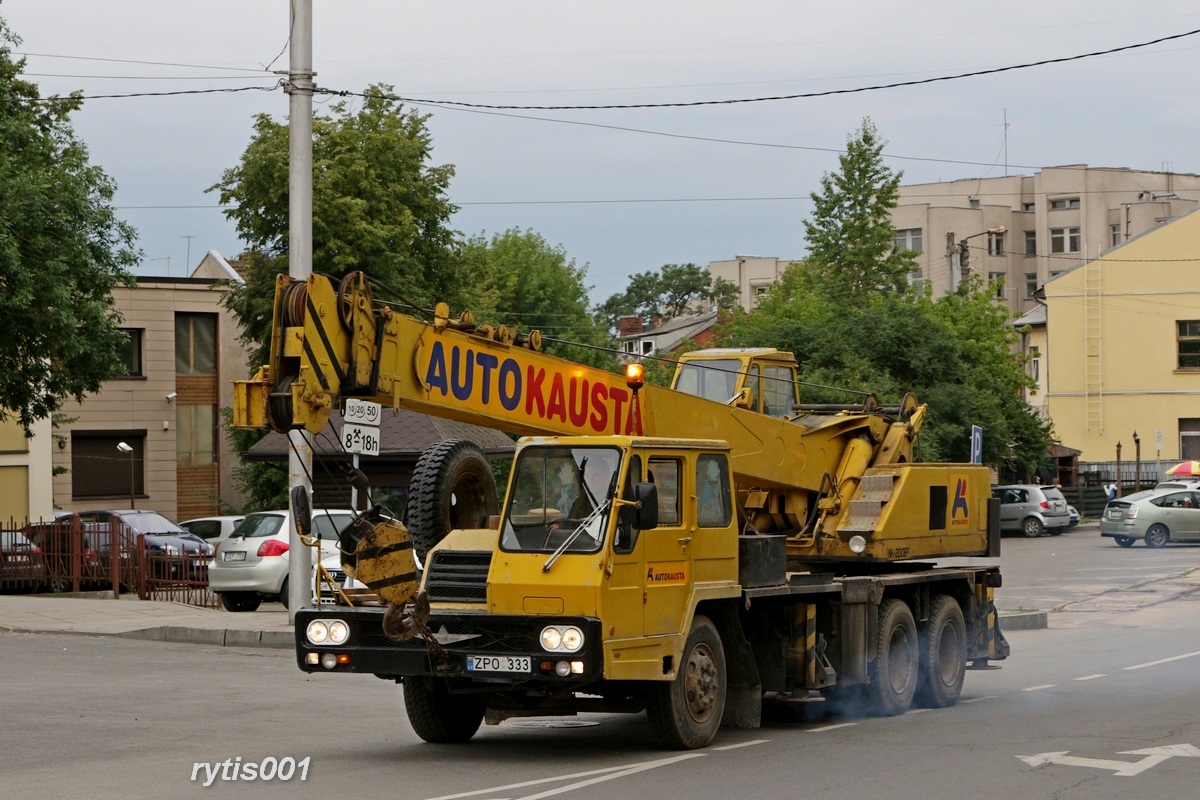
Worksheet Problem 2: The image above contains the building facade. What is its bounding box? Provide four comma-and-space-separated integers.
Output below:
52, 252, 249, 521
892, 166, 1200, 314
1041, 208, 1200, 464
707, 256, 796, 309
0, 417, 54, 523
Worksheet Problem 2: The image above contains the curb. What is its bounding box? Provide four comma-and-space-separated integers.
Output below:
998, 611, 1048, 631
118, 626, 294, 649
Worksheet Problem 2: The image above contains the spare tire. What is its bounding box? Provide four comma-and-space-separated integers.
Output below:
407, 439, 499, 561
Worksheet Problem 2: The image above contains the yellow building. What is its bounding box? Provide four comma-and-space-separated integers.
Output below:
1043, 208, 1200, 464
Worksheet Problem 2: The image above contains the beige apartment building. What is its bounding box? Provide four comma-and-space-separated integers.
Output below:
1038, 208, 1200, 464
707, 256, 796, 309
892, 165, 1200, 314
52, 252, 250, 521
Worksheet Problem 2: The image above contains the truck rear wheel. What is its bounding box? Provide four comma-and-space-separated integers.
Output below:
867, 599, 918, 716
915, 595, 966, 708
403, 677, 485, 743
407, 439, 499, 561
647, 614, 726, 749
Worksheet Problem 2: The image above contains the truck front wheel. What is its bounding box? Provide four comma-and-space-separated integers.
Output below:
867, 599, 918, 716
647, 614, 726, 749
403, 678, 485, 743
915, 595, 966, 708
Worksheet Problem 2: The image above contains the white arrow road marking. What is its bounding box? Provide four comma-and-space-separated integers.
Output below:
427, 753, 706, 800
1018, 743, 1200, 777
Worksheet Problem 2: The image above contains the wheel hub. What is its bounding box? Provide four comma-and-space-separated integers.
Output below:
684, 643, 718, 723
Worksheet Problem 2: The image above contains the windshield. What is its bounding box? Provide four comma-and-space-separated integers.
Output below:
120, 512, 186, 534
500, 446, 621, 554
674, 359, 741, 403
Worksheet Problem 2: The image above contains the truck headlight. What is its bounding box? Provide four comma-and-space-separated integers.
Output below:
306, 620, 329, 644
540, 625, 584, 653
327, 620, 349, 644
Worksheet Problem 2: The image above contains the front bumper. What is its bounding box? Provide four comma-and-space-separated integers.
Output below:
295, 608, 604, 684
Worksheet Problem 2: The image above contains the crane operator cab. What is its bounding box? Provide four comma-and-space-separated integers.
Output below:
671, 348, 799, 418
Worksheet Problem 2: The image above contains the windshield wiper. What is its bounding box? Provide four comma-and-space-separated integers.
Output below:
542, 498, 610, 573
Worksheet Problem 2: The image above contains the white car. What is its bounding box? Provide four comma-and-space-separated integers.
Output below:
208, 509, 355, 612
180, 515, 246, 555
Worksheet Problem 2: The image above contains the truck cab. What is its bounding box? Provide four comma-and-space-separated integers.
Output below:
672, 348, 799, 417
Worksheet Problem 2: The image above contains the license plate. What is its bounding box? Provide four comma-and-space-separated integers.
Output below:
222, 551, 246, 562
467, 655, 531, 673
1107, 509, 1123, 519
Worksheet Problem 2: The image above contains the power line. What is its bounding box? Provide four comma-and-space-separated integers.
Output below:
16, 85, 281, 102
318, 28, 1200, 111
14, 51, 267, 74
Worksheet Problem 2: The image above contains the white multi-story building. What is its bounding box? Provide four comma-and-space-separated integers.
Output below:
891, 165, 1200, 313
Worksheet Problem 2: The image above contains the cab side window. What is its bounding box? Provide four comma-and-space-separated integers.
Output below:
648, 457, 681, 526
696, 454, 732, 528
614, 455, 642, 553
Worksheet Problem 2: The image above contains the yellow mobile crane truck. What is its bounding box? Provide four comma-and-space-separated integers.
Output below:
233, 272, 1008, 749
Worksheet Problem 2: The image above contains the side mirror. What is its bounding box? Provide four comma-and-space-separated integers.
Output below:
633, 482, 659, 530
290, 486, 312, 538
727, 387, 753, 409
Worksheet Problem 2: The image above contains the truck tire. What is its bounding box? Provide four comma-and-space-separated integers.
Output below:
646, 614, 726, 749
867, 599, 918, 716
403, 677, 485, 743
407, 439, 499, 561
915, 595, 966, 708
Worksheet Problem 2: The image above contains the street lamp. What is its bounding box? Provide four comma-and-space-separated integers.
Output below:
1115, 441, 1123, 498
948, 226, 1007, 292
116, 441, 135, 510
1133, 431, 1141, 492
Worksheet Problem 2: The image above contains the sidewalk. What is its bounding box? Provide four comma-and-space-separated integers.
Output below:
0, 593, 296, 649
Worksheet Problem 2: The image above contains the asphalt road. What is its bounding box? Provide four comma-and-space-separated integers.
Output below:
3, 528, 1199, 799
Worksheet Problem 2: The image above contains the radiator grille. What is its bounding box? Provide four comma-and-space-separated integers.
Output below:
425, 550, 491, 603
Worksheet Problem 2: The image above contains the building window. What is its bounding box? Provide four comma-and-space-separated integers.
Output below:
894, 228, 923, 253
177, 404, 216, 466
1181, 419, 1200, 459
1110, 224, 1121, 247
175, 313, 216, 375
641, 341, 654, 356
118, 329, 144, 377
623, 341, 636, 354
987, 231, 1005, 256
907, 270, 925, 293
1050, 227, 1081, 254
1022, 202, 1036, 212
1050, 197, 1081, 210
969, 198, 981, 209
1178, 321, 1200, 369
1028, 346, 1040, 384
989, 273, 1006, 299
1025, 274, 1038, 298
1024, 231, 1037, 257
71, 432, 143, 500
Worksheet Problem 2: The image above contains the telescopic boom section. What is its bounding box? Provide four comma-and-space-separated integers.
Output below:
233, 272, 994, 560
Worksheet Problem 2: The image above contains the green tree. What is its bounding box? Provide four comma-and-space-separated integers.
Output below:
803, 118, 915, 299
0, 17, 139, 432
459, 228, 614, 369
211, 85, 464, 365
598, 262, 736, 331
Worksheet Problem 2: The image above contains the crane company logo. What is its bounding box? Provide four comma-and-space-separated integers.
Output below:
646, 562, 688, 583
420, 340, 643, 435
951, 476, 970, 525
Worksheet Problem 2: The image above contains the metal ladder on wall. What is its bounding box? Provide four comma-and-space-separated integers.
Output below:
1083, 257, 1103, 432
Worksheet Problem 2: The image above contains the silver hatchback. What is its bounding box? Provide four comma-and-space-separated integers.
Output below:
992, 484, 1072, 537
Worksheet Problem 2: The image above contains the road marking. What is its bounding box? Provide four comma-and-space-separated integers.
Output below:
1022, 684, 1057, 692
959, 695, 995, 704
426, 754, 705, 800
713, 739, 769, 751
907, 708, 932, 714
807, 722, 858, 733
1124, 649, 1200, 671
1076, 674, 1106, 681
1018, 744, 1200, 777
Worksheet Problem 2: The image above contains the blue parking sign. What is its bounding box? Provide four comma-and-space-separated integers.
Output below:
970, 425, 983, 464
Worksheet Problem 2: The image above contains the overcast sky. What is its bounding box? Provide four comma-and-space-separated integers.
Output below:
5, 1, 1199, 304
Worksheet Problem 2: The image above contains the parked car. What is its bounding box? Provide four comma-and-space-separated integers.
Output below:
991, 484, 1072, 537
1100, 488, 1200, 547
180, 515, 246, 555
1068, 505, 1080, 527
208, 509, 355, 612
73, 510, 213, 557
1155, 480, 1200, 490
0, 530, 47, 590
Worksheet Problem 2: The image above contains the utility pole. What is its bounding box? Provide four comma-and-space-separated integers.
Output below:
285, 0, 314, 622
945, 232, 957, 293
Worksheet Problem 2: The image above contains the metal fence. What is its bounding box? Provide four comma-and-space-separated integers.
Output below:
1, 518, 215, 607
